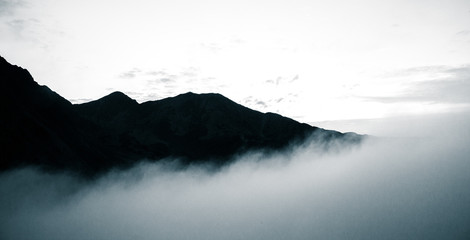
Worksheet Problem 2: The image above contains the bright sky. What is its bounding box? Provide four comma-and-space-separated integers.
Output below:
1, 0, 470, 123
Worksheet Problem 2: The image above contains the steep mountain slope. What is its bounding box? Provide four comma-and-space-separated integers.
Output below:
0, 56, 125, 175
1, 56, 362, 177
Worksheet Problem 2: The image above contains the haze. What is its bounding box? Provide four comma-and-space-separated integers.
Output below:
1, 112, 469, 240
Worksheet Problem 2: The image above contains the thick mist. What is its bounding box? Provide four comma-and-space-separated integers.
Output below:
1, 113, 470, 240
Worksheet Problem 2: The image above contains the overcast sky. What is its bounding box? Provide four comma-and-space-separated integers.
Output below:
1, 0, 470, 122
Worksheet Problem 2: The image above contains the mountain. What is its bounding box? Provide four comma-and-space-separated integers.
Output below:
0, 56, 362, 177
76, 92, 316, 164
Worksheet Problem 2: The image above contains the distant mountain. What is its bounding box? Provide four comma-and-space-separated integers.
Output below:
0, 56, 362, 177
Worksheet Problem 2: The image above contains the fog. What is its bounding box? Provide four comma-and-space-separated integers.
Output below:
1, 112, 470, 240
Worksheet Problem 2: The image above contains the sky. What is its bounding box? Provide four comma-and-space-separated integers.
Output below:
1, 0, 470, 124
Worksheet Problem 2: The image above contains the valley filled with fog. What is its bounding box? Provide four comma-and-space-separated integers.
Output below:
1, 112, 469, 240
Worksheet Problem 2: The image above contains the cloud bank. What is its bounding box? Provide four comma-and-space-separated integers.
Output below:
1, 113, 470, 240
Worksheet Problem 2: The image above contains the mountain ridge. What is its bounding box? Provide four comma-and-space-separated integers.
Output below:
0, 56, 363, 177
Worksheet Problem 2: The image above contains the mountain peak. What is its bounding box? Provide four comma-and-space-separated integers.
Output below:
0, 55, 35, 88
101, 91, 136, 104
74, 91, 138, 124
0, 55, 8, 65
175, 92, 226, 99
79, 91, 137, 106
107, 91, 130, 97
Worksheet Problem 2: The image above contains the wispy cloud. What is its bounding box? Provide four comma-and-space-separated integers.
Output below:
265, 75, 300, 86
243, 94, 298, 114
456, 30, 470, 37
118, 68, 142, 79
200, 42, 222, 53
360, 65, 470, 105
2, 17, 57, 50
5, 18, 39, 34
114, 66, 225, 102
0, 0, 25, 16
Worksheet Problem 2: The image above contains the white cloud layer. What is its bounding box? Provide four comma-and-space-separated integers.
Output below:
1, 112, 469, 240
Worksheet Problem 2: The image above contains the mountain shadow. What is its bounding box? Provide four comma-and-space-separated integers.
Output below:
0, 56, 363, 177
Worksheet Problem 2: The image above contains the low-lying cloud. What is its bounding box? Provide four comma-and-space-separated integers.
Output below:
1, 113, 470, 240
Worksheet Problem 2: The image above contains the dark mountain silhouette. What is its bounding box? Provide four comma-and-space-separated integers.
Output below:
0, 56, 125, 175
1, 56, 362, 177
